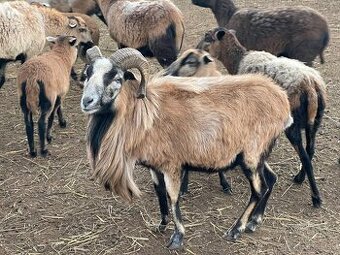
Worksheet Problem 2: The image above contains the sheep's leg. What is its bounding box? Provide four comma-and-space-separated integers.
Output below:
38, 112, 49, 157
218, 171, 232, 194
56, 100, 67, 128
150, 170, 170, 232
71, 67, 78, 81
285, 127, 322, 207
0, 59, 8, 88
225, 163, 264, 240
24, 111, 36, 157
179, 168, 189, 195
246, 162, 277, 232
164, 172, 184, 250
46, 101, 59, 144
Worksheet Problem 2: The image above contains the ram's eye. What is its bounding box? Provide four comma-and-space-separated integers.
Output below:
79, 28, 87, 33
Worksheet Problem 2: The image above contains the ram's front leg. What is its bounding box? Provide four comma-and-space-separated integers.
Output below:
163, 170, 184, 250
150, 169, 170, 232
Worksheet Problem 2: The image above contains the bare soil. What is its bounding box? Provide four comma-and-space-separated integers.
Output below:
1, 0, 340, 254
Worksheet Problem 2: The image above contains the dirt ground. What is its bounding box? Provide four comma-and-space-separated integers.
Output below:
1, 0, 340, 254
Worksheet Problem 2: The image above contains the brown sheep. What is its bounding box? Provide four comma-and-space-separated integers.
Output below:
95, 0, 185, 67
198, 27, 327, 207
81, 47, 292, 249
192, 0, 329, 66
18, 35, 78, 157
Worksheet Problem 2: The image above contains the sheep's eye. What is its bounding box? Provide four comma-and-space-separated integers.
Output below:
79, 28, 87, 33
185, 57, 198, 66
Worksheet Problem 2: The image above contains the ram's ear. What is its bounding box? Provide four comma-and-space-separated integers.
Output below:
229, 29, 237, 36
68, 36, 77, 46
68, 17, 78, 28
124, 71, 137, 80
86, 46, 102, 62
203, 55, 213, 64
46, 36, 57, 44
215, 29, 226, 41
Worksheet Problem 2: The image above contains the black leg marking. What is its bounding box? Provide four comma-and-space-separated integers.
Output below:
225, 161, 264, 241
285, 126, 322, 207
46, 100, 59, 144
164, 172, 184, 250
20, 82, 36, 157
71, 67, 78, 81
218, 171, 232, 194
150, 170, 170, 232
0, 59, 9, 88
56, 98, 67, 128
179, 168, 189, 195
37, 81, 52, 157
246, 162, 277, 232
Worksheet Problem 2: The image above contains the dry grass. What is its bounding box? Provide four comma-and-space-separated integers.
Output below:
1, 0, 340, 254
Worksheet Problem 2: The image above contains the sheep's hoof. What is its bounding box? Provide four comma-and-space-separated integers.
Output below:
47, 135, 53, 144
59, 120, 67, 128
293, 171, 305, 184
222, 187, 232, 195
156, 216, 169, 233
224, 228, 241, 241
29, 151, 37, 158
166, 231, 183, 250
40, 149, 50, 157
312, 195, 322, 208
245, 220, 258, 233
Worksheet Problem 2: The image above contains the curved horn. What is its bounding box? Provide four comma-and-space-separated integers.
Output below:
86, 46, 102, 62
110, 48, 149, 99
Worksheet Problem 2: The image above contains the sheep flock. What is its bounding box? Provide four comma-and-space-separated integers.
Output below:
0, 0, 339, 254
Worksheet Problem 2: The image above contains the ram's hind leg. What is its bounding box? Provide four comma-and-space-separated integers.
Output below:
246, 162, 277, 232
163, 171, 184, 250
46, 97, 62, 143
56, 98, 67, 128
179, 168, 189, 195
225, 160, 265, 241
150, 169, 170, 232
0, 59, 8, 88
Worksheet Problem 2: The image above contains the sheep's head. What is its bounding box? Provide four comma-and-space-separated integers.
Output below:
191, 0, 215, 8
197, 27, 242, 59
66, 16, 93, 46
81, 47, 149, 114
163, 49, 220, 77
46, 35, 78, 63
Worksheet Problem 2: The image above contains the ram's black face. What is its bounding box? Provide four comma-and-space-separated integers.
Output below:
81, 58, 124, 114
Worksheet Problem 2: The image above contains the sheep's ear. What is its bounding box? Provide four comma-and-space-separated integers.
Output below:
46, 36, 57, 44
215, 30, 226, 41
203, 55, 213, 64
124, 71, 136, 81
229, 29, 237, 36
68, 17, 78, 28
86, 46, 102, 62
69, 36, 77, 46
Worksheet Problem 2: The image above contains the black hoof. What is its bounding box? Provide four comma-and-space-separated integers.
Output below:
59, 120, 67, 128
40, 149, 50, 157
312, 195, 322, 208
157, 223, 167, 233
222, 187, 232, 195
29, 151, 37, 158
224, 228, 241, 241
245, 220, 258, 233
47, 135, 53, 144
166, 232, 183, 250
293, 171, 305, 184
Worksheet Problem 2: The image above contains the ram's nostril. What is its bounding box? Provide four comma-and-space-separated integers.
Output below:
83, 97, 94, 107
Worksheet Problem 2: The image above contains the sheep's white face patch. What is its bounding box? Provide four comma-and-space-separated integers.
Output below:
81, 58, 124, 114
